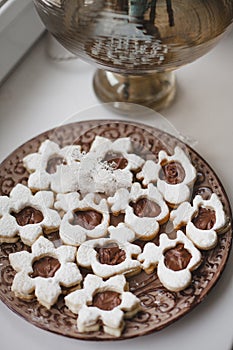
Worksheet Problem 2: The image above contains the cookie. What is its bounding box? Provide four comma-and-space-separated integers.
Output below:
0, 184, 61, 245
170, 194, 226, 250
77, 237, 141, 278
76, 135, 145, 196
89, 136, 145, 171
137, 146, 197, 207
55, 192, 110, 246
108, 223, 136, 243
9, 236, 82, 309
108, 183, 169, 240
77, 151, 133, 197
0, 120, 231, 341
23, 139, 82, 193
65, 274, 141, 337
138, 230, 202, 291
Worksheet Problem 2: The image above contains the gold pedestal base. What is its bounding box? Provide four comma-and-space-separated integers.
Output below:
93, 70, 176, 111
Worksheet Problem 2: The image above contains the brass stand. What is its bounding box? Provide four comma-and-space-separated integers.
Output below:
93, 70, 176, 111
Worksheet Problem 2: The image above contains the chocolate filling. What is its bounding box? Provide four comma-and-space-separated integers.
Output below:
130, 198, 161, 218
71, 210, 102, 230
95, 243, 126, 265
103, 152, 128, 170
159, 161, 185, 185
30, 256, 61, 278
46, 156, 67, 174
12, 206, 44, 226
92, 291, 121, 311
164, 244, 192, 271
110, 213, 125, 227
192, 207, 216, 230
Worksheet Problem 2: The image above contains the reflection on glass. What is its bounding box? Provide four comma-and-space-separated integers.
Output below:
34, 0, 233, 110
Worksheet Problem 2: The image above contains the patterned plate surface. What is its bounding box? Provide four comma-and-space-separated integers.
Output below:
0, 120, 232, 340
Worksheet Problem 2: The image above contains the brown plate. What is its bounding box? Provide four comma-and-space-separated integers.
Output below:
0, 120, 232, 341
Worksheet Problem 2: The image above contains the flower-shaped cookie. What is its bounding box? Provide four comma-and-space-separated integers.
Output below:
170, 194, 226, 250
138, 230, 202, 292
137, 146, 197, 207
108, 183, 169, 240
0, 184, 61, 245
23, 139, 82, 193
89, 136, 145, 171
55, 192, 110, 246
76, 136, 144, 196
65, 274, 141, 337
77, 151, 133, 197
9, 236, 82, 309
77, 237, 141, 278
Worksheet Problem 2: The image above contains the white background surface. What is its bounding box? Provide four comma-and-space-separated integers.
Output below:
0, 28, 233, 350
0, 0, 44, 82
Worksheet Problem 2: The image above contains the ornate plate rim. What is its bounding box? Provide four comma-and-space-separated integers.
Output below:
0, 119, 232, 341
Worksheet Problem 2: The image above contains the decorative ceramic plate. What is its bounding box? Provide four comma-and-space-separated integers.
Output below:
0, 120, 232, 340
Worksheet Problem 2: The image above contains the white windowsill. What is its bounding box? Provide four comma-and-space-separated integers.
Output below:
0, 0, 45, 83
